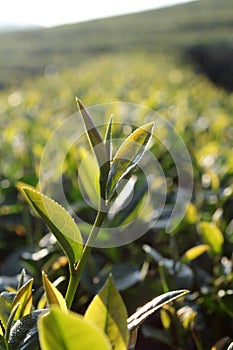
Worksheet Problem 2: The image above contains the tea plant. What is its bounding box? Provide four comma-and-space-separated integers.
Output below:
0, 99, 188, 349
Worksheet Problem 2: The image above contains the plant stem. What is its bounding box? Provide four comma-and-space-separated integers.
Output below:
65, 209, 106, 309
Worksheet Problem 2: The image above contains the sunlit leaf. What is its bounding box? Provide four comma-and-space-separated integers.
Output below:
160, 307, 172, 329
11, 278, 33, 321
5, 303, 20, 341
104, 114, 113, 161
78, 147, 100, 207
42, 272, 67, 313
185, 203, 199, 225
17, 184, 83, 266
127, 290, 189, 331
0, 292, 16, 329
77, 98, 109, 199
198, 222, 224, 255
106, 122, 155, 199
181, 244, 209, 263
85, 275, 129, 350
38, 307, 111, 350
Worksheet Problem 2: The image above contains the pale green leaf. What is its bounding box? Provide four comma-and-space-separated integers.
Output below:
85, 275, 129, 350
127, 290, 189, 331
17, 184, 83, 266
76, 98, 107, 167
11, 279, 33, 321
78, 147, 100, 207
104, 114, 113, 162
77, 98, 109, 199
181, 244, 209, 263
42, 272, 67, 313
0, 292, 16, 329
106, 122, 155, 199
198, 222, 224, 255
38, 307, 111, 350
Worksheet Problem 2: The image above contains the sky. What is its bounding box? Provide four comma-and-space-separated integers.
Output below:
1, 0, 194, 28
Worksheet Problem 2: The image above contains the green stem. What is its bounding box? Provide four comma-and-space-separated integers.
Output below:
65, 209, 106, 309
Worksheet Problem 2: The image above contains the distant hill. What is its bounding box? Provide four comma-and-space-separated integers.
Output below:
0, 23, 41, 32
0, 0, 233, 89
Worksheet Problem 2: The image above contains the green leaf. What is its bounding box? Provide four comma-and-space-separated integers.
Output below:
198, 222, 224, 255
42, 272, 67, 313
11, 278, 33, 321
181, 244, 209, 263
17, 269, 26, 290
77, 98, 109, 199
17, 184, 83, 266
78, 147, 100, 207
76, 98, 108, 167
127, 290, 189, 331
0, 292, 16, 329
5, 303, 20, 341
106, 122, 155, 200
104, 114, 113, 162
85, 275, 129, 350
38, 307, 111, 350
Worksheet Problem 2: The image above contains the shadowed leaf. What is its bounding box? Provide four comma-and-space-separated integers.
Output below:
127, 290, 189, 331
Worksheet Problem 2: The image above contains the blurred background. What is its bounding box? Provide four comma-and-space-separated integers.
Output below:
0, 0, 233, 349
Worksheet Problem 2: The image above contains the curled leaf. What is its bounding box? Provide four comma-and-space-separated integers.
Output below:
127, 289, 189, 331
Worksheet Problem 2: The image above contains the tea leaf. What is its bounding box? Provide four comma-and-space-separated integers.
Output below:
0, 292, 16, 329
17, 184, 83, 266
85, 275, 129, 350
198, 222, 224, 255
11, 279, 33, 321
181, 244, 209, 263
77, 98, 109, 199
77, 98, 108, 167
38, 307, 111, 350
127, 289, 189, 331
5, 303, 20, 341
106, 122, 155, 199
8, 310, 46, 349
104, 114, 113, 161
42, 272, 67, 313
78, 147, 100, 207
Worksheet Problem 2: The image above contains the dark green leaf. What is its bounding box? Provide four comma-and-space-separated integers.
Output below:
8, 310, 46, 349
127, 290, 189, 331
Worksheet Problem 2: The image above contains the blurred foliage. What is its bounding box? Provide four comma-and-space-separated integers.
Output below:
0, 51, 233, 349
